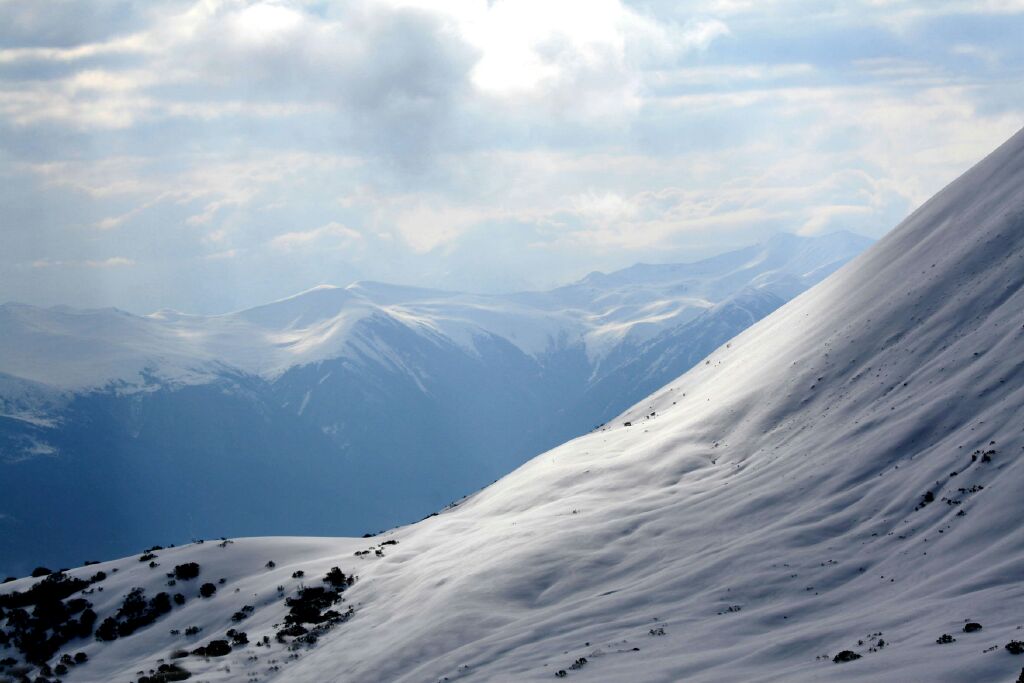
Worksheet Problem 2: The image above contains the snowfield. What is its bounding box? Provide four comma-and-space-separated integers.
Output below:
3, 128, 1024, 682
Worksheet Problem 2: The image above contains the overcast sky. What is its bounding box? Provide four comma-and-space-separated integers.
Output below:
1, 0, 1022, 313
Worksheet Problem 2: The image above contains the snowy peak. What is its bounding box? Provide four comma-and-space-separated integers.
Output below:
575, 229, 871, 291
233, 285, 359, 331
0, 232, 869, 391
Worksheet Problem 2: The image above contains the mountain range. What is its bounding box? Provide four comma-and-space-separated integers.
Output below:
0, 129, 1021, 682
0, 231, 870, 575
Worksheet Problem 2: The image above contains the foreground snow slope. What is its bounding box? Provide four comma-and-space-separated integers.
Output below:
3, 130, 1023, 682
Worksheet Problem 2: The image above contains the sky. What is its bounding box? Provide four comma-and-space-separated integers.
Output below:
1, 0, 1022, 314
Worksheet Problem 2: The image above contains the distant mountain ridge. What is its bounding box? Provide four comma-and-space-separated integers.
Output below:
0, 231, 870, 574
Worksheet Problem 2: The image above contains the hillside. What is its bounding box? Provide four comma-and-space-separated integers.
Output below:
0, 232, 869, 575
1, 129, 1021, 681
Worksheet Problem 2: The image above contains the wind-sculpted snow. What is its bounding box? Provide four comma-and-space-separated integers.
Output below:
2, 132, 1022, 681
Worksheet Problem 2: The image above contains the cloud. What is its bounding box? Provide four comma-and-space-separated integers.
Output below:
0, 0, 1022, 312
270, 222, 364, 251
31, 256, 134, 268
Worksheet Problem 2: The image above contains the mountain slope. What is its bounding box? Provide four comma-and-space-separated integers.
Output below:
277, 126, 1024, 681
0, 233, 869, 575
2, 132, 1021, 681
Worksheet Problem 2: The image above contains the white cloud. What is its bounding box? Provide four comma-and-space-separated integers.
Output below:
394, 204, 492, 253
1, 0, 1023, 311
270, 222, 364, 251
31, 257, 135, 268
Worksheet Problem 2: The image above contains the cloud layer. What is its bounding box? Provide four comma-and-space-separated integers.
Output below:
1, 0, 1022, 312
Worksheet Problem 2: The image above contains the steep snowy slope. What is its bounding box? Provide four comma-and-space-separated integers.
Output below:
2, 132, 1021, 681
274, 127, 1024, 682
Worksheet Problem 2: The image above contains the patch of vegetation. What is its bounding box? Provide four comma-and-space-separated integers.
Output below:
0, 572, 98, 664
936, 634, 955, 644
323, 567, 354, 589
172, 563, 200, 581
192, 639, 231, 657
199, 582, 217, 598
273, 567, 357, 646
94, 588, 173, 641
832, 650, 861, 663
1007, 641, 1024, 655
231, 605, 255, 622
227, 628, 249, 646
963, 622, 982, 633
139, 662, 192, 682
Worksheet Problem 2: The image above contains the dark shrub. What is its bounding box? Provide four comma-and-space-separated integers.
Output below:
833, 651, 861, 663
199, 583, 216, 598
201, 639, 231, 657
173, 563, 200, 581
31, 567, 52, 578
139, 662, 191, 682
95, 617, 119, 641
323, 567, 351, 589
226, 628, 248, 646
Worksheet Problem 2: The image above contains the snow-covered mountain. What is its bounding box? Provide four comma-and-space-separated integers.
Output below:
0, 232, 869, 576
1, 129, 1020, 683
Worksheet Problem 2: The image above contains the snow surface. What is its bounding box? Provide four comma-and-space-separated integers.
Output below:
0, 232, 869, 391
4, 131, 1024, 683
